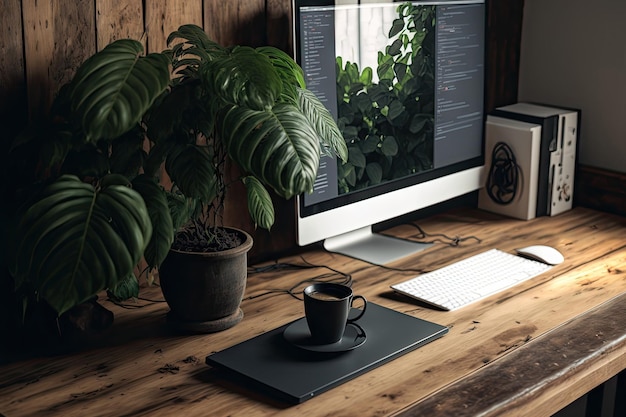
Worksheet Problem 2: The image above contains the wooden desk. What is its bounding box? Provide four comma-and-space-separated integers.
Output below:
2, 207, 626, 417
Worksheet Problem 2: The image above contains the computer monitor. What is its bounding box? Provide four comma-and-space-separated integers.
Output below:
293, 0, 486, 264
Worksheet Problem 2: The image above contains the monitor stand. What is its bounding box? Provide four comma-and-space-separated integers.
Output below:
323, 226, 432, 265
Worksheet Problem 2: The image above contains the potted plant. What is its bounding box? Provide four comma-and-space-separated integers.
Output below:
5, 24, 347, 337
148, 24, 347, 331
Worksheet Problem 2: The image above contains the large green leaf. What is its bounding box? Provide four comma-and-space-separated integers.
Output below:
145, 81, 208, 145
243, 176, 274, 230
167, 24, 224, 67
202, 46, 282, 111
68, 39, 170, 142
131, 174, 174, 269
256, 46, 305, 103
165, 144, 217, 202
166, 191, 197, 231
219, 104, 321, 199
109, 125, 147, 177
297, 88, 348, 162
257, 46, 306, 89
11, 175, 152, 314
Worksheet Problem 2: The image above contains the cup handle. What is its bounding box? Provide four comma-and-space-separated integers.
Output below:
347, 295, 367, 322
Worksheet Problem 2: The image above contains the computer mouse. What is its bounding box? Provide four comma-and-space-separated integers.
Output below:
515, 245, 564, 265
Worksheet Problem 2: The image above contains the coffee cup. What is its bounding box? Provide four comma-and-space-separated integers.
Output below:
303, 283, 367, 344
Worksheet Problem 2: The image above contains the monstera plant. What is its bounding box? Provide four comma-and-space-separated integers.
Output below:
6, 24, 347, 333
145, 24, 347, 331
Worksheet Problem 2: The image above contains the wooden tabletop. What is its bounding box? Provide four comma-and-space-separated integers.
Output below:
2, 207, 626, 417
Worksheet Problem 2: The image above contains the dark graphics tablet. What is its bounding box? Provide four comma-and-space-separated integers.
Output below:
205, 303, 448, 404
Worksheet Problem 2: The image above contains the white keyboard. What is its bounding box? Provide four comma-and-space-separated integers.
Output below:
391, 249, 552, 311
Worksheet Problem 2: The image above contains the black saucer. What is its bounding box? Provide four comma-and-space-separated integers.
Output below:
283, 319, 366, 353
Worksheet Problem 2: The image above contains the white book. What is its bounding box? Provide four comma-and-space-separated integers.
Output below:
479, 115, 542, 220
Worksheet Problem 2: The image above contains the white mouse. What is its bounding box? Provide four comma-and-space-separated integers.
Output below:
515, 245, 564, 265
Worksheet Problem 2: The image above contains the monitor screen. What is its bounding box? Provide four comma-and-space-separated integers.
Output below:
294, 0, 486, 264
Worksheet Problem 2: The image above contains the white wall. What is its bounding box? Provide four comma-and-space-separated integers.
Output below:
518, 0, 626, 173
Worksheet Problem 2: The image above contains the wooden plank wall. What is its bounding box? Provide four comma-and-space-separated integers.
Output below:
0, 0, 524, 262
575, 166, 626, 218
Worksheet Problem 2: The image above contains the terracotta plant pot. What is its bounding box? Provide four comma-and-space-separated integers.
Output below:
158, 227, 253, 333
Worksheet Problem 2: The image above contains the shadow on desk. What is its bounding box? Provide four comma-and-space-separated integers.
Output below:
0, 289, 176, 365
378, 289, 446, 311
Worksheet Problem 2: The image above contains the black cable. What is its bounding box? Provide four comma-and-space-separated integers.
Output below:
246, 224, 483, 299
246, 256, 353, 301
405, 223, 482, 247
485, 142, 521, 205
364, 224, 482, 273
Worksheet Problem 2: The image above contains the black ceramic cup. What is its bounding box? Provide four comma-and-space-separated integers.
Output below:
303, 283, 367, 344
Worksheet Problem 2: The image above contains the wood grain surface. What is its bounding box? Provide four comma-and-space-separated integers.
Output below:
1, 207, 625, 417
95, 0, 145, 49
